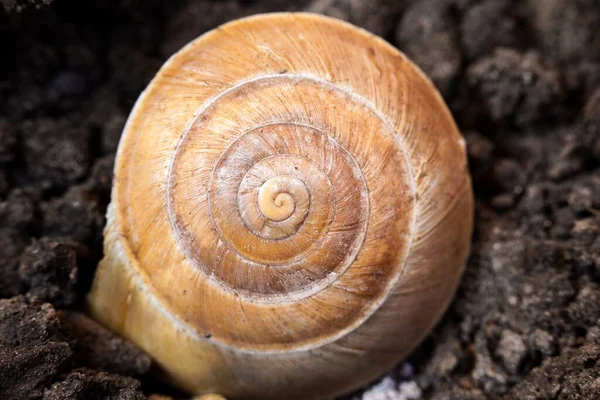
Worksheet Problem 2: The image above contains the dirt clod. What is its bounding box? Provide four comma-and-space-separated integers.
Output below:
43, 369, 145, 400
19, 238, 83, 308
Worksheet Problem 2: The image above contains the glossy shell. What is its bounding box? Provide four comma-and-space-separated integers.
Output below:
87, 12, 473, 400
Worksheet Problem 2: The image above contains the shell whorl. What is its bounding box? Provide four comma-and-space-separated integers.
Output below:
87, 13, 473, 399
166, 74, 408, 349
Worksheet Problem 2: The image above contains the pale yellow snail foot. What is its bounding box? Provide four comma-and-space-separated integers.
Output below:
87, 12, 473, 400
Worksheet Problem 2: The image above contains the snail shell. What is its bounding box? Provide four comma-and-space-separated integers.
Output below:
87, 13, 473, 400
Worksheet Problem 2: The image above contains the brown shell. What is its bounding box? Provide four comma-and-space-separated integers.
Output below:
87, 12, 473, 400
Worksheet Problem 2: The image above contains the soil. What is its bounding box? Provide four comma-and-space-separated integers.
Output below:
0, 0, 599, 399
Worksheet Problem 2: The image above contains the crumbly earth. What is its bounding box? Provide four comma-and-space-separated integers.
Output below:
0, 0, 599, 399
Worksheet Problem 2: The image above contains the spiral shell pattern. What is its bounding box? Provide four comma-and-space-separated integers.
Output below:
88, 13, 473, 399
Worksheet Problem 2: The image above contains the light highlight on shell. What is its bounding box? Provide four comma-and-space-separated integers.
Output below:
87, 12, 474, 400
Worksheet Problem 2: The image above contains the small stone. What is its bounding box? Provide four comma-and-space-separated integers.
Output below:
362, 376, 422, 400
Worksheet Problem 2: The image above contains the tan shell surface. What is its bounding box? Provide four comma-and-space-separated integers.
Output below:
87, 12, 473, 400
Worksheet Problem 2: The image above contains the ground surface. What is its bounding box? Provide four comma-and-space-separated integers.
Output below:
0, 0, 599, 399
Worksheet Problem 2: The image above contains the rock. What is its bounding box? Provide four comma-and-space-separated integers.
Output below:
62, 312, 151, 376
362, 376, 422, 400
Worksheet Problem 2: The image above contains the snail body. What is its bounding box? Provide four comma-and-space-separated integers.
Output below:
87, 13, 473, 400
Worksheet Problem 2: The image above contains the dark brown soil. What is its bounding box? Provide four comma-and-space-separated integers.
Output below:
1, 0, 599, 399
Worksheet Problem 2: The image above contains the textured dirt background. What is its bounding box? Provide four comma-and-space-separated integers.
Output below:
0, 0, 599, 399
